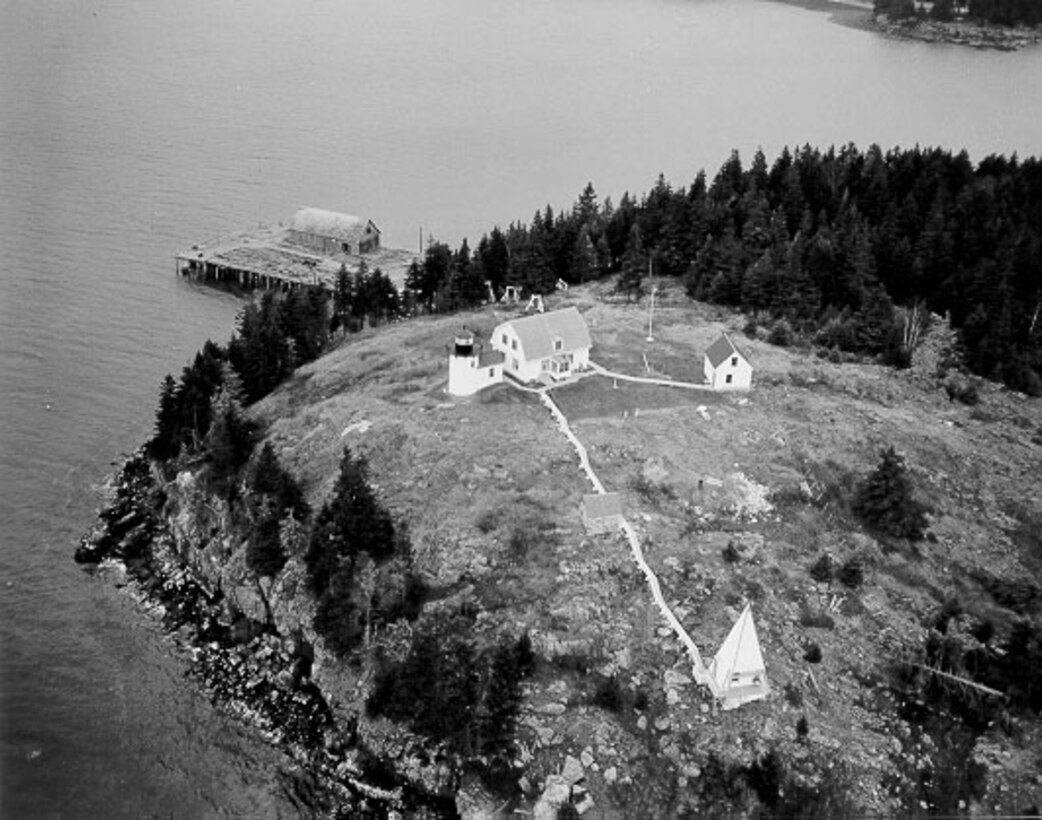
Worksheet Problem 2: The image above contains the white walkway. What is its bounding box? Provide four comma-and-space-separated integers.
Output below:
537, 389, 715, 691
588, 361, 715, 392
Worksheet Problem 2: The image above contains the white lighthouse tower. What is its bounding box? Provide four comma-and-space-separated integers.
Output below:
447, 329, 504, 397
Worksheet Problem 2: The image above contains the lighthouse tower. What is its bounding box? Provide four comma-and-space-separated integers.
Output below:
448, 330, 504, 396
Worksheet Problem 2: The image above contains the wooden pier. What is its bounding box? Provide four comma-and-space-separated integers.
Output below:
176, 224, 418, 292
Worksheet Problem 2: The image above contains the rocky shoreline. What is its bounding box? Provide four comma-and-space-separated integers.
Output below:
75, 453, 436, 819
872, 14, 1041, 50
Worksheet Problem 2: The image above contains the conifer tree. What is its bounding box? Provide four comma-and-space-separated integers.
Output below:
616, 223, 646, 301
149, 374, 180, 461
246, 507, 287, 577
248, 442, 308, 521
853, 447, 928, 540
478, 638, 523, 760
204, 385, 257, 492
305, 447, 395, 596
333, 263, 353, 334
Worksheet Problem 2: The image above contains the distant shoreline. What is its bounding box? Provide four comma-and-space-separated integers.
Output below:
766, 0, 879, 34
768, 0, 1041, 50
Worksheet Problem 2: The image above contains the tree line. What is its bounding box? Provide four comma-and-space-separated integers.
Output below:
412, 145, 1041, 394
874, 0, 1042, 26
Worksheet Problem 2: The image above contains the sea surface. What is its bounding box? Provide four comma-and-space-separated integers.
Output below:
1, 0, 1040, 816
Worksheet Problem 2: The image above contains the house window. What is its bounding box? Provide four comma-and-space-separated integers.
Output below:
512, 359, 518, 371
731, 356, 738, 366
511, 339, 517, 351
726, 374, 733, 384
501, 333, 508, 346
488, 367, 494, 377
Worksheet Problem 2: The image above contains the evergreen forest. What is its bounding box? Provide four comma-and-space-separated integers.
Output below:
409, 145, 1042, 395
875, 0, 1042, 26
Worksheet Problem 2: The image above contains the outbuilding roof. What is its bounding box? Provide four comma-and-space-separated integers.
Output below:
581, 492, 623, 520
501, 307, 591, 361
705, 332, 747, 368
477, 348, 506, 367
289, 207, 378, 243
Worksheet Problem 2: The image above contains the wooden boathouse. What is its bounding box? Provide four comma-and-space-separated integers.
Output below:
177, 208, 416, 292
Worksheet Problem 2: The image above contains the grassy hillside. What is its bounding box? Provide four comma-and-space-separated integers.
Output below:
255, 281, 1042, 816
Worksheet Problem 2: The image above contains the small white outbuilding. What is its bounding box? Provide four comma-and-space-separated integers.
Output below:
703, 333, 753, 390
580, 492, 624, 535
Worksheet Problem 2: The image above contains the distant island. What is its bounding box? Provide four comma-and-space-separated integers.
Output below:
872, 0, 1041, 48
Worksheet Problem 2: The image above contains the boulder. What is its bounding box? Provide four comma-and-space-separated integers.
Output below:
562, 754, 585, 784
533, 774, 572, 820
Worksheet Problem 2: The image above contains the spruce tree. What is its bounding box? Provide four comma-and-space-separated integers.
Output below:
246, 509, 287, 577
149, 374, 180, 461
615, 223, 646, 301
853, 447, 928, 540
479, 638, 523, 760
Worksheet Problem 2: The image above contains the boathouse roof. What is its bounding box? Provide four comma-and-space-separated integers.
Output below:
289, 207, 378, 242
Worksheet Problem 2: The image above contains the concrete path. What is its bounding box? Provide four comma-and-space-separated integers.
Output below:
588, 361, 715, 392
532, 385, 714, 690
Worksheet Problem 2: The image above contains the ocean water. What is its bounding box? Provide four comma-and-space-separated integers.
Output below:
2, 0, 1041, 815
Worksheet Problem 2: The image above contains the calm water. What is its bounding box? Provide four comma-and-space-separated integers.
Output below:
1, 0, 1040, 815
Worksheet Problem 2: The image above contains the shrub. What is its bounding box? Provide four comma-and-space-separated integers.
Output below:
767, 320, 794, 347
799, 604, 835, 630
809, 554, 834, 584
592, 674, 625, 713
804, 643, 823, 663
722, 542, 741, 564
796, 715, 809, 741
784, 682, 804, 707
838, 556, 865, 589
944, 377, 979, 406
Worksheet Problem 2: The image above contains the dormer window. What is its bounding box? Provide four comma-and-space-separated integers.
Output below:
553, 337, 563, 352
731, 356, 738, 366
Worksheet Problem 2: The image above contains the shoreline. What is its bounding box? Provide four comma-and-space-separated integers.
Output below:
767, 0, 1041, 50
75, 453, 422, 818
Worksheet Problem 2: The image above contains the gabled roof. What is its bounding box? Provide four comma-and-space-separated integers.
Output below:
705, 332, 747, 368
582, 492, 623, 520
289, 207, 378, 242
501, 307, 591, 361
710, 604, 766, 689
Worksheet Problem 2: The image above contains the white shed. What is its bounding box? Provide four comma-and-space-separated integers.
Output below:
703, 333, 753, 390
580, 492, 623, 535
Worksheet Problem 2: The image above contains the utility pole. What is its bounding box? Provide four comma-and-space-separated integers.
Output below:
646, 256, 658, 342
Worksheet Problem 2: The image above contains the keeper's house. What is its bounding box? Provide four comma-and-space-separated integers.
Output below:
286, 207, 381, 256
491, 307, 592, 383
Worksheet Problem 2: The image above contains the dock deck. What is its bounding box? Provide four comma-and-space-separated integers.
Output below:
176, 225, 418, 291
